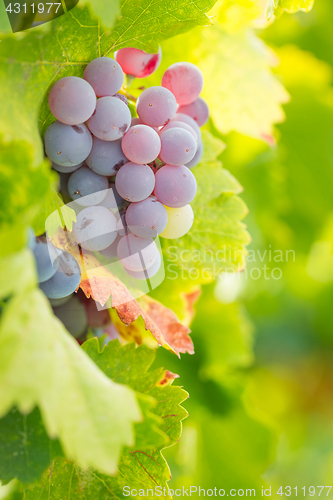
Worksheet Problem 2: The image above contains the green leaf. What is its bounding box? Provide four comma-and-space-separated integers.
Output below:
192, 285, 255, 375
0, 1, 11, 33
108, 0, 215, 53
0, 142, 57, 251
0, 408, 62, 485
39, 191, 76, 237
80, 0, 120, 28
271, 0, 315, 18
0, 249, 36, 301
23, 341, 188, 499
161, 131, 251, 280
0, 287, 142, 476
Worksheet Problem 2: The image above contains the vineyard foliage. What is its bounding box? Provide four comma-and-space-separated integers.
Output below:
0, 0, 331, 497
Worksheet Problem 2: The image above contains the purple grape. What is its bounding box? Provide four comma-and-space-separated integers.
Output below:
136, 86, 177, 127
115, 47, 162, 78
117, 233, 158, 271
33, 238, 58, 283
126, 196, 168, 238
87, 97, 131, 141
73, 206, 118, 251
44, 121, 92, 166
162, 62, 203, 105
52, 161, 84, 173
86, 136, 128, 176
154, 165, 197, 207
173, 113, 201, 141
98, 183, 124, 209
83, 57, 124, 97
115, 162, 155, 202
53, 295, 88, 338
159, 120, 198, 142
39, 251, 81, 299
49, 294, 73, 307
68, 166, 108, 206
125, 251, 161, 280
177, 97, 209, 127
48, 76, 96, 125
160, 127, 196, 166
186, 140, 203, 169
113, 93, 128, 106
121, 125, 161, 164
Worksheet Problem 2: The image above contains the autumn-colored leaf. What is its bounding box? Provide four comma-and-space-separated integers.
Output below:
51, 229, 193, 356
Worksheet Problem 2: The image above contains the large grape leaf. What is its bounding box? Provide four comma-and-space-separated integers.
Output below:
0, 0, 217, 164
80, 0, 120, 28
267, 0, 315, 19
22, 340, 188, 499
137, 27, 289, 140
0, 408, 62, 485
160, 130, 251, 280
0, 250, 143, 477
0, 340, 172, 485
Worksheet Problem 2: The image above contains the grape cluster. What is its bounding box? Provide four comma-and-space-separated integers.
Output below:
43, 48, 209, 286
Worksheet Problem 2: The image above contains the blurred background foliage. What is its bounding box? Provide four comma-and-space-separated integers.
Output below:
152, 0, 333, 495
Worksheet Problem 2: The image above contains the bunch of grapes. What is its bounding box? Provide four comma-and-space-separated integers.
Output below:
32, 48, 209, 339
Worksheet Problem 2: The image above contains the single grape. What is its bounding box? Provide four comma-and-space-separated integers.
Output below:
48, 76, 96, 125
98, 183, 124, 210
162, 62, 203, 105
177, 97, 209, 127
53, 295, 88, 338
117, 233, 157, 271
68, 166, 108, 206
99, 234, 122, 260
159, 120, 198, 142
86, 136, 128, 176
186, 140, 203, 169
160, 204, 194, 239
39, 251, 81, 299
115, 47, 162, 78
115, 162, 155, 202
83, 57, 124, 97
121, 125, 161, 164
83, 297, 111, 328
113, 93, 128, 106
154, 165, 197, 207
52, 161, 84, 173
125, 251, 161, 280
136, 87, 177, 127
87, 96, 131, 141
73, 205, 118, 251
44, 121, 92, 166
117, 215, 130, 236
173, 113, 201, 141
49, 293, 73, 307
126, 196, 168, 238
33, 238, 58, 283
160, 127, 196, 166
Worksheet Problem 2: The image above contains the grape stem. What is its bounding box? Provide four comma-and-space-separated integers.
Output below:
119, 88, 137, 102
